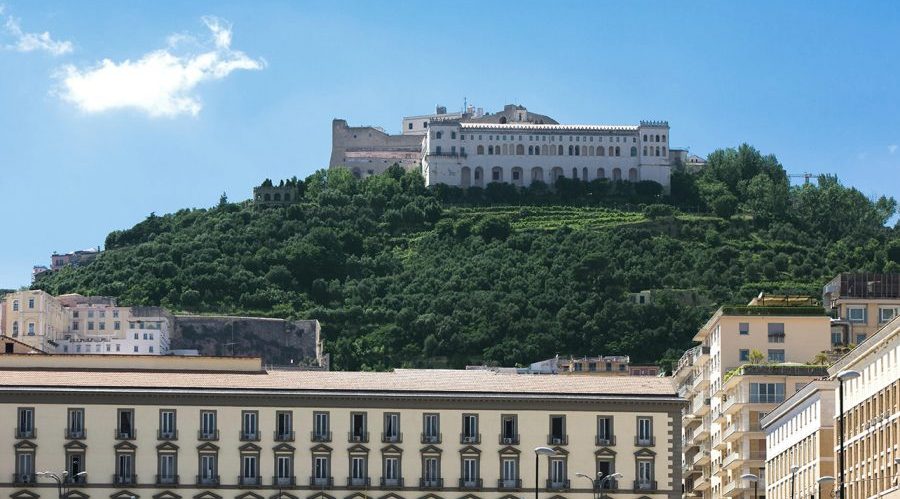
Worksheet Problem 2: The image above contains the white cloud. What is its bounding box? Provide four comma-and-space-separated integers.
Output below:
57, 17, 264, 117
889, 144, 898, 155
2, 9, 73, 55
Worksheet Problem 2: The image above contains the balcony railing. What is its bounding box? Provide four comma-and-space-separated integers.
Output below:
499, 434, 520, 445
421, 433, 441, 444
459, 478, 483, 489
635, 436, 656, 447
546, 479, 570, 490
547, 435, 568, 445
113, 474, 137, 485
198, 429, 219, 441
382, 432, 402, 443
275, 430, 295, 442
348, 431, 369, 443
310, 476, 334, 488
595, 435, 616, 446
634, 480, 657, 491
66, 428, 86, 440
115, 429, 135, 440
347, 477, 371, 487
460, 433, 481, 444
238, 475, 261, 486
311, 431, 332, 442
239, 430, 260, 441
380, 477, 404, 488
498, 479, 522, 489
596, 478, 618, 490
157, 430, 178, 440
273, 476, 296, 486
156, 474, 179, 485
15, 428, 36, 439
196, 475, 220, 486
13, 473, 36, 484
420, 478, 443, 489
64, 474, 87, 484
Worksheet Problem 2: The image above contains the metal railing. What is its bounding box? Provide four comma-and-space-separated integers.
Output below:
347, 477, 370, 487
15, 428, 36, 439
113, 474, 137, 485
273, 476, 295, 486
595, 435, 616, 446
420, 478, 443, 489
499, 434, 520, 445
547, 435, 568, 445
311, 431, 332, 442
198, 429, 219, 441
157, 430, 178, 440
310, 476, 334, 488
13, 473, 36, 484
66, 428, 86, 439
634, 480, 657, 490
459, 478, 483, 489
64, 474, 87, 484
635, 436, 656, 447
156, 474, 179, 485
114, 429, 135, 440
196, 475, 219, 486
546, 479, 570, 490
380, 477, 404, 488
274, 430, 295, 442
239, 430, 260, 441
348, 431, 369, 443
381, 432, 402, 443
421, 433, 441, 444
238, 475, 261, 486
498, 478, 522, 489
460, 433, 481, 444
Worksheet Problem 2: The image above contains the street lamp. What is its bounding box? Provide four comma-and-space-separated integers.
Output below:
599, 472, 622, 499
534, 447, 556, 499
790, 465, 800, 499
817, 475, 835, 499
741, 473, 759, 498
836, 369, 861, 499
36, 470, 87, 499
575, 472, 600, 499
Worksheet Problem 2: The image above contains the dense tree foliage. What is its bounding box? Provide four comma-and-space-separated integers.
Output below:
36, 145, 899, 371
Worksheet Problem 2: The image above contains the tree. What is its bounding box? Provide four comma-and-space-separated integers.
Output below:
748, 349, 764, 365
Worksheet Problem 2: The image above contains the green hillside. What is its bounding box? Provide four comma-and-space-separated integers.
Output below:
34, 145, 900, 370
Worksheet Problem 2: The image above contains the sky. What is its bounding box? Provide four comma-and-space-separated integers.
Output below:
1, 0, 899, 288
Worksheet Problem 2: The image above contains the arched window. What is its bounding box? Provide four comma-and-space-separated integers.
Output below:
575, 146, 580, 156
643, 146, 647, 156
613, 168, 622, 181
474, 166, 484, 187
582, 167, 588, 180
655, 146, 660, 157
608, 146, 614, 156
541, 145, 548, 155
499, 117, 507, 124
436, 131, 443, 139
628, 168, 638, 182
488, 145, 494, 155
598, 147, 605, 157
643, 134, 648, 141
597, 168, 606, 179
491, 166, 504, 183
12, 321, 18, 336
551, 166, 564, 182
662, 146, 667, 156
531, 167, 544, 182
516, 144, 525, 155
655, 134, 660, 142
461, 167, 471, 187
558, 145, 564, 155
589, 146, 595, 156
528, 146, 533, 155
274, 193, 282, 201
662, 134, 666, 142
568, 145, 574, 156
12, 300, 18, 311
615, 146, 621, 157
477, 145, 485, 155
631, 146, 638, 157
572, 167, 578, 179
264, 193, 271, 201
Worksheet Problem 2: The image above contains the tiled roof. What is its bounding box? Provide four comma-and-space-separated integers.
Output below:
0, 367, 677, 397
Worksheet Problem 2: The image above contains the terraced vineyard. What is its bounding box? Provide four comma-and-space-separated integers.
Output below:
444, 205, 647, 231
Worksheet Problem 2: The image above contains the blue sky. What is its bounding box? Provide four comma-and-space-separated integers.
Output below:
1, 0, 899, 288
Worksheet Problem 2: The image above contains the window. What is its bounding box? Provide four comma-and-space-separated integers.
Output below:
451, 132, 456, 139
159, 409, 177, 439
636, 460, 654, 489
11, 321, 18, 336
350, 412, 368, 442
199, 454, 218, 484
435, 131, 442, 139
768, 349, 785, 362
12, 300, 18, 311
313, 455, 331, 485
350, 456, 368, 485
477, 145, 484, 155
66, 451, 85, 482
597, 416, 614, 445
117, 408, 135, 439
636, 417, 653, 446
276, 411, 293, 441
27, 323, 34, 335
739, 322, 750, 335
313, 411, 330, 441
501, 414, 518, 444
133, 346, 139, 353
549, 458, 567, 489
750, 382, 785, 403
596, 459, 615, 488
422, 456, 440, 486
275, 455, 293, 484
879, 307, 897, 323
501, 457, 518, 488
113, 309, 119, 318
157, 453, 177, 484
408, 123, 413, 130
68, 408, 85, 439
767, 323, 785, 343
605, 362, 612, 371
241, 454, 259, 485
17, 407, 34, 438
462, 414, 479, 443
200, 410, 217, 440
461, 457, 479, 487
740, 349, 750, 362
28, 298, 34, 309
241, 410, 259, 440
549, 415, 567, 445
423, 413, 440, 443
99, 322, 105, 331
383, 456, 400, 485
116, 453, 135, 484
383, 412, 400, 442
847, 306, 867, 323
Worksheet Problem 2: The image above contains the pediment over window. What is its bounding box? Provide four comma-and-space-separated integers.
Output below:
14, 440, 37, 450
498, 445, 520, 455
419, 445, 442, 455
65, 440, 88, 450
595, 447, 616, 457
343, 494, 368, 499
113, 441, 137, 451
111, 490, 138, 499
64, 492, 89, 499
273, 442, 295, 453
458, 445, 481, 455
271, 493, 299, 499
11, 490, 40, 499
547, 495, 567, 499
156, 441, 179, 452
498, 495, 520, 499
153, 492, 182, 499
380, 444, 403, 455
193, 492, 222, 499
378, 494, 404, 499
634, 448, 657, 457
235, 492, 264, 499
347, 443, 370, 454
550, 446, 568, 455
310, 443, 333, 454
307, 493, 335, 499
418, 494, 443, 499
458, 494, 481, 499
239, 442, 262, 453
197, 442, 219, 452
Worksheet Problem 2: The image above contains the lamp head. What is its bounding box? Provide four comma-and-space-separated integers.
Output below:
836, 370, 861, 381
741, 473, 759, 482
575, 473, 589, 479
791, 465, 800, 474
609, 473, 623, 479
817, 476, 836, 485
534, 446, 556, 456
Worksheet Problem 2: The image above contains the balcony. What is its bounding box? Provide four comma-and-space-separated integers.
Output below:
64, 474, 87, 485
382, 432, 402, 443
240, 430, 260, 442
348, 431, 369, 443
722, 479, 747, 497
380, 477, 403, 488
696, 346, 711, 366
498, 479, 522, 490
595, 435, 616, 446
66, 428, 86, 440
693, 471, 710, 491
420, 478, 443, 489
157, 430, 178, 440
692, 373, 710, 392
692, 450, 710, 466
198, 429, 219, 441
691, 395, 710, 416
634, 436, 655, 447
347, 477, 370, 487
273, 476, 296, 487
722, 450, 741, 470
196, 475, 220, 486
275, 430, 296, 442
238, 475, 261, 487
460, 433, 481, 444
596, 479, 618, 490
633, 480, 657, 491
13, 473, 36, 484
459, 478, 483, 489
421, 433, 441, 444
499, 434, 520, 445
546, 479, 570, 490
311, 431, 332, 442
113, 474, 137, 485
15, 428, 36, 439
114, 429, 135, 440
547, 434, 568, 446
310, 476, 333, 488
156, 474, 179, 485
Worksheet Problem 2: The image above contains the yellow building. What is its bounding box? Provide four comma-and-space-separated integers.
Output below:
828, 315, 900, 499
0, 354, 685, 499
823, 272, 900, 345
0, 290, 67, 352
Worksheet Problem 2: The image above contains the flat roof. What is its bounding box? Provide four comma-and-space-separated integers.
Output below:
458, 123, 640, 132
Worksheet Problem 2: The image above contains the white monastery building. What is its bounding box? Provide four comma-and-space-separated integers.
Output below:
331, 104, 675, 191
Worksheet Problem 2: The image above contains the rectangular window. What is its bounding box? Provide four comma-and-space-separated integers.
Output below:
739, 322, 750, 335
350, 412, 367, 442
767, 323, 785, 343
72, 321, 79, 330
276, 455, 293, 480
87, 321, 94, 331
768, 349, 785, 362
462, 414, 479, 443
314, 456, 330, 479
67, 453, 84, 479
739, 349, 750, 362
423, 457, 439, 482
116, 453, 134, 483
158, 454, 177, 483
241, 411, 259, 440
549, 415, 566, 444
114, 321, 121, 330
28, 298, 34, 309
423, 413, 440, 443
276, 411, 293, 441
637, 460, 654, 489
68, 408, 85, 439
847, 307, 866, 323
313, 411, 330, 441
597, 416, 614, 445
27, 323, 34, 335
501, 457, 517, 482
113, 309, 119, 318
462, 457, 478, 484
750, 383, 785, 403
241, 455, 258, 481
99, 322, 106, 331
17, 408, 34, 438
200, 410, 217, 439
501, 414, 518, 444
159, 409, 176, 439
199, 454, 217, 482
117, 409, 135, 439
383, 412, 400, 442
550, 458, 566, 487
351, 456, 367, 480
879, 307, 896, 323
15, 452, 34, 483
637, 417, 653, 445
384, 456, 399, 481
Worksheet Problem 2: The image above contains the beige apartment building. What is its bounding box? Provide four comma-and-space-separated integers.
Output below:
0, 354, 685, 499
823, 272, 900, 345
760, 380, 835, 499
676, 295, 833, 499
827, 315, 900, 499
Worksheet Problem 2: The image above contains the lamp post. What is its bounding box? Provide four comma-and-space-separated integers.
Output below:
36, 471, 87, 499
599, 472, 622, 499
790, 465, 800, 499
534, 447, 556, 499
817, 475, 835, 499
575, 472, 599, 499
741, 473, 759, 499
836, 369, 861, 499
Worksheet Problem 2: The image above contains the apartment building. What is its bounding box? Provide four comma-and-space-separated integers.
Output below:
823, 272, 900, 345
760, 380, 835, 499
0, 354, 684, 499
526, 355, 660, 376
675, 295, 833, 499
827, 315, 900, 499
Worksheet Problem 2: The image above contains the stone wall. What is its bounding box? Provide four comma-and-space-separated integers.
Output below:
329, 119, 423, 178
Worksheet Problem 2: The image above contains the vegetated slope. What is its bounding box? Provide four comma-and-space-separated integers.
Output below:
35, 145, 900, 371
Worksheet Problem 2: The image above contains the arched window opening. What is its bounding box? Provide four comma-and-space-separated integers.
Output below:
615, 146, 620, 157
436, 131, 442, 139
461, 167, 472, 188
597, 168, 606, 179
516, 144, 525, 155
582, 167, 588, 180
630, 146, 638, 157
628, 168, 638, 182
613, 168, 622, 181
